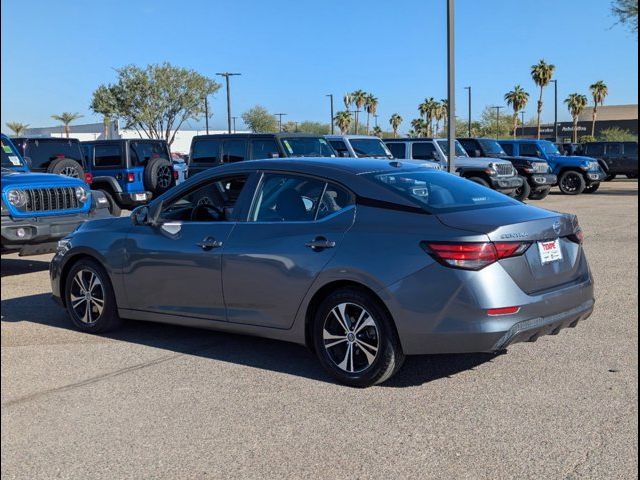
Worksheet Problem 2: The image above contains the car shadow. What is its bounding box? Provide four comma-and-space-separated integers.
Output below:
1, 258, 51, 277
1, 292, 498, 388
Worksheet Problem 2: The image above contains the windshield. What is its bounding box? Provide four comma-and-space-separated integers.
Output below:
436, 140, 468, 158
349, 139, 393, 158
540, 141, 561, 155
1, 137, 26, 170
368, 170, 518, 214
477, 139, 507, 155
280, 137, 336, 157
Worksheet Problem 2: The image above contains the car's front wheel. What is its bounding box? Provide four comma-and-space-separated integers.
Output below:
513, 176, 531, 201
558, 170, 586, 195
313, 288, 404, 387
64, 258, 122, 333
583, 183, 601, 194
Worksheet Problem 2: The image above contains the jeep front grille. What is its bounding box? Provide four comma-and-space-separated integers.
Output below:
496, 163, 515, 176
21, 187, 81, 213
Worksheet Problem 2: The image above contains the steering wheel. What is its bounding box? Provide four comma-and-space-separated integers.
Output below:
190, 204, 224, 222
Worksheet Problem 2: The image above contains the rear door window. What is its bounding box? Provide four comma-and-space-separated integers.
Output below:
191, 139, 222, 164
222, 139, 247, 162
329, 140, 349, 157
584, 143, 605, 157
519, 143, 540, 157
251, 174, 327, 222
250, 139, 279, 159
386, 143, 406, 159
130, 141, 168, 166
501, 143, 514, 155
623, 142, 638, 155
458, 139, 477, 155
412, 142, 437, 160
94, 144, 123, 168
606, 143, 622, 156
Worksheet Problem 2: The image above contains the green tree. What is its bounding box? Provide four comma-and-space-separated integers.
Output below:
5, 122, 30, 136
334, 111, 353, 134
91, 62, 220, 145
433, 101, 446, 138
90, 85, 119, 139
612, 0, 638, 34
364, 94, 379, 135
504, 85, 530, 139
418, 97, 438, 136
389, 113, 403, 138
589, 80, 609, 137
296, 121, 331, 135
564, 93, 589, 143
351, 90, 368, 134
242, 105, 278, 133
371, 125, 383, 138
599, 127, 638, 141
410, 118, 428, 137
440, 99, 449, 136
530, 59, 556, 139
51, 112, 83, 138
479, 106, 513, 138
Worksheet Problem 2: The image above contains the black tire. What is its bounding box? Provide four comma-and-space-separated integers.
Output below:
626, 174, 638, 179
513, 176, 531, 201
527, 188, 551, 201
144, 157, 174, 195
64, 258, 122, 333
99, 189, 121, 216
558, 170, 586, 195
604, 174, 616, 182
313, 288, 405, 388
583, 183, 601, 194
48, 158, 85, 179
467, 176, 490, 188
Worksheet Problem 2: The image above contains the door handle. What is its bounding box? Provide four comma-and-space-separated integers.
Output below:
305, 237, 336, 251
196, 236, 223, 251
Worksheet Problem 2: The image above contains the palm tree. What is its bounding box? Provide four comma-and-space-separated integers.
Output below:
530, 59, 556, 139
589, 80, 609, 137
564, 93, 589, 143
372, 126, 383, 138
364, 94, 379, 135
410, 118, 427, 137
343, 93, 352, 110
389, 113, 403, 138
433, 101, 446, 137
5, 122, 30, 136
440, 99, 449, 135
351, 90, 368, 134
418, 97, 438, 136
504, 85, 530, 139
51, 112, 83, 138
334, 111, 353, 135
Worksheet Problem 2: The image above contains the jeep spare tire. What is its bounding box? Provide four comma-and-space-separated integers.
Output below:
48, 158, 85, 179
144, 157, 174, 195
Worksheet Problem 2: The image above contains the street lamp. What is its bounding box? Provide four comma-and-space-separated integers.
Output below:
493, 106, 504, 140
447, 0, 456, 173
216, 72, 241, 134
232, 116, 238, 133
551, 79, 558, 142
326, 94, 334, 134
464, 86, 471, 137
274, 113, 287, 132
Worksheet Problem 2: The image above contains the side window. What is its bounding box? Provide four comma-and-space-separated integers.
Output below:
94, 145, 122, 167
501, 143, 514, 155
329, 140, 349, 156
387, 143, 406, 159
606, 143, 622, 156
458, 139, 476, 155
160, 174, 249, 222
623, 142, 638, 155
585, 143, 605, 157
316, 183, 353, 220
412, 142, 436, 160
251, 139, 279, 159
519, 143, 540, 157
222, 139, 247, 162
251, 174, 326, 222
191, 139, 221, 164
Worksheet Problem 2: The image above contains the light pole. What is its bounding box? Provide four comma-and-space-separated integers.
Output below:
326, 94, 334, 134
464, 86, 471, 137
216, 72, 241, 134
447, 0, 456, 173
493, 106, 504, 140
275, 113, 287, 132
232, 116, 238, 133
520, 111, 526, 137
551, 79, 558, 142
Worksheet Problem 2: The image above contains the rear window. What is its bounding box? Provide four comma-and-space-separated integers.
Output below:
368, 170, 518, 214
191, 139, 221, 164
24, 139, 84, 168
129, 141, 168, 166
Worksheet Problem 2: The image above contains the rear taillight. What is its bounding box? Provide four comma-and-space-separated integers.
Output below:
423, 242, 530, 270
487, 306, 521, 316
173, 170, 179, 179
84, 172, 93, 184
568, 229, 584, 244
127, 172, 135, 182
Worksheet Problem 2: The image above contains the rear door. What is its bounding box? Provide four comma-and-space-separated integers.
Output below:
222, 139, 247, 163
605, 143, 623, 173
622, 142, 638, 174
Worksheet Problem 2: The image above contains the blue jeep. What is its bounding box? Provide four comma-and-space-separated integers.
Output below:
498, 139, 607, 195
81, 139, 175, 215
1, 134, 111, 256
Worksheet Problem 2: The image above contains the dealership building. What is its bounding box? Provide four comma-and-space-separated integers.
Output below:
519, 104, 638, 142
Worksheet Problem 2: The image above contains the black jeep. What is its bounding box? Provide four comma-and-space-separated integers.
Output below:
12, 137, 86, 180
581, 142, 638, 180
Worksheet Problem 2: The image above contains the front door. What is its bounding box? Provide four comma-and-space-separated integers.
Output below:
123, 173, 251, 320
223, 172, 355, 329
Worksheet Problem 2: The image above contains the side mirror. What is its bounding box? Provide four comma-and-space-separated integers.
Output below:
131, 201, 163, 226
131, 205, 149, 226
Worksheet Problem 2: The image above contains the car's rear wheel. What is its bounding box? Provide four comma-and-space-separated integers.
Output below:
527, 188, 550, 201
558, 170, 586, 195
64, 259, 122, 333
313, 288, 404, 387
48, 158, 85, 179
98, 189, 121, 216
583, 183, 601, 194
513, 176, 531, 201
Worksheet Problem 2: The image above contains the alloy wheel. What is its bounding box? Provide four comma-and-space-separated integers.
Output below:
322, 303, 380, 373
60, 166, 80, 178
157, 165, 172, 189
69, 269, 105, 325
561, 173, 581, 193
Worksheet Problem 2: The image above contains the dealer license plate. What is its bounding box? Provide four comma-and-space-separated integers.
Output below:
538, 239, 563, 264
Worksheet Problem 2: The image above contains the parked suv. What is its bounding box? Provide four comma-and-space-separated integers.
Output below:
187, 133, 336, 177
81, 139, 175, 215
325, 135, 394, 159
459, 138, 557, 201
383, 138, 523, 196
12, 137, 86, 179
580, 142, 638, 180
1, 134, 110, 256
498, 140, 607, 195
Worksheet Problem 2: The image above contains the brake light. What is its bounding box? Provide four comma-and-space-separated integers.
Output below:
423, 242, 530, 270
84, 172, 93, 184
55, 154, 65, 158
127, 172, 135, 182
173, 170, 179, 179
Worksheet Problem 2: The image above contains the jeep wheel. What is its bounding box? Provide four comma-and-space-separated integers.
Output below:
144, 157, 174, 195
513, 176, 531, 201
48, 158, 85, 179
99, 189, 121, 216
527, 188, 550, 201
558, 171, 586, 195
583, 183, 601, 194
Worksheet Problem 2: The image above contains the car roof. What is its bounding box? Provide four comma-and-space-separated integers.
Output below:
13, 137, 81, 143
325, 135, 383, 140
383, 138, 437, 142
192, 133, 325, 140
80, 139, 167, 144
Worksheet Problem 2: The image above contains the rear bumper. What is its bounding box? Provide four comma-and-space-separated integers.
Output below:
115, 191, 152, 208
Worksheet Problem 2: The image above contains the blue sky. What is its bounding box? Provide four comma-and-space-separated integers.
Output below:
1, 0, 638, 133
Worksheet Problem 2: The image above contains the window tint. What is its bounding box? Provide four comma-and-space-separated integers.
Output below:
24, 139, 84, 168
458, 139, 477, 155
222, 139, 246, 162
329, 140, 349, 156
251, 174, 327, 222
94, 145, 122, 167
349, 139, 392, 158
412, 142, 437, 160
316, 183, 353, 220
501, 143, 514, 155
623, 142, 638, 155
280, 137, 335, 157
606, 143, 622, 156
519, 143, 540, 157
251, 139, 280, 159
160, 174, 249, 222
191, 139, 221, 163
584, 143, 605, 156
130, 141, 167, 166
386, 143, 406, 159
